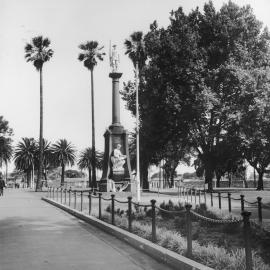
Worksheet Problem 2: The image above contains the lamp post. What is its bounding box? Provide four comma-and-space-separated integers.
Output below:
135, 62, 141, 201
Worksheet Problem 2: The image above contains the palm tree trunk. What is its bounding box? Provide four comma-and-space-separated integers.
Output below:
37, 67, 43, 191
90, 70, 97, 188
61, 164, 65, 186
88, 167, 92, 188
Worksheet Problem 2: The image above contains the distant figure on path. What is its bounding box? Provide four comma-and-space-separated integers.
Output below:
0, 175, 6, 196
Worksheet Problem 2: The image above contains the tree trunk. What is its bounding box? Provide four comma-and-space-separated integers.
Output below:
5, 161, 8, 182
257, 171, 264, 190
88, 167, 92, 188
27, 170, 31, 188
140, 161, 149, 191
90, 70, 97, 188
228, 172, 232, 188
37, 67, 43, 191
253, 168, 257, 188
205, 162, 214, 192
61, 164, 65, 186
216, 172, 221, 188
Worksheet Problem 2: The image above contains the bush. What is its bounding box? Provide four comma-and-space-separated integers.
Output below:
158, 200, 185, 219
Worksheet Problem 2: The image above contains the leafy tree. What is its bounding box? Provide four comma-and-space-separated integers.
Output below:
159, 140, 191, 187
0, 137, 13, 181
78, 41, 105, 188
14, 138, 37, 187
0, 116, 13, 138
25, 36, 54, 191
240, 69, 270, 190
78, 147, 103, 187
123, 1, 270, 192
0, 116, 13, 181
51, 139, 76, 186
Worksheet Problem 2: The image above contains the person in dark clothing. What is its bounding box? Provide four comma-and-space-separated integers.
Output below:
0, 177, 6, 196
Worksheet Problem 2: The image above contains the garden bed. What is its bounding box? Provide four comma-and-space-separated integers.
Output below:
101, 201, 270, 270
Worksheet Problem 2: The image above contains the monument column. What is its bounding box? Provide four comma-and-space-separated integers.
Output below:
110, 72, 122, 126
99, 44, 134, 192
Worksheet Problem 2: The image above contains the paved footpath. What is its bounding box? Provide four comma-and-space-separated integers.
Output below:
0, 189, 174, 270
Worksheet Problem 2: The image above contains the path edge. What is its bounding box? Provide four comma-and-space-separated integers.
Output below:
42, 197, 213, 270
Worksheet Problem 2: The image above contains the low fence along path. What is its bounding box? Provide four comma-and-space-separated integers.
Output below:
0, 189, 174, 270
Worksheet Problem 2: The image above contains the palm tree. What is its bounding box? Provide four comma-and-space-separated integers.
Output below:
51, 139, 76, 186
0, 137, 13, 181
124, 31, 147, 199
34, 139, 55, 182
78, 41, 105, 189
14, 138, 37, 187
78, 147, 103, 187
24, 36, 54, 191
124, 31, 147, 73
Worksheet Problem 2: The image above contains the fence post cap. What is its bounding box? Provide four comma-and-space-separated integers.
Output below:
150, 199, 156, 204
228, 192, 231, 196
128, 196, 132, 200
257, 196, 262, 201
240, 194, 245, 198
185, 204, 192, 210
111, 194, 115, 198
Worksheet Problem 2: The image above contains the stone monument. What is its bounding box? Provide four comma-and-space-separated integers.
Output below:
99, 44, 134, 192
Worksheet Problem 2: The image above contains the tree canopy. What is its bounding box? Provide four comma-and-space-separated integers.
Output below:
122, 1, 270, 191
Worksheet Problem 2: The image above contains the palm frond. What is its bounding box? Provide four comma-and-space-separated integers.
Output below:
24, 35, 54, 70
78, 40, 105, 70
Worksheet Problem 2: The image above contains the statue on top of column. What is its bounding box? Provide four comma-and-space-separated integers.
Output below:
110, 44, 120, 72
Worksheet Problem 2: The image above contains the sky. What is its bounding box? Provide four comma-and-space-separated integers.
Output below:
1, 0, 270, 173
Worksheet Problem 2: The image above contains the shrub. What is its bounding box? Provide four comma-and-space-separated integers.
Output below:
158, 200, 185, 219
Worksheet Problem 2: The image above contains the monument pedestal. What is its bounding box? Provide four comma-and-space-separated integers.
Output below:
99, 72, 135, 192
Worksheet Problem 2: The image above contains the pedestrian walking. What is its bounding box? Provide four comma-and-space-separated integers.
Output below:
0, 175, 6, 196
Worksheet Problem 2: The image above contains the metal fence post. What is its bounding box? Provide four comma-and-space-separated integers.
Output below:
211, 192, 213, 207
80, 191, 83, 212
228, 193, 231, 212
204, 189, 206, 205
128, 196, 132, 232
218, 192, 221, 209
88, 191, 92, 215
257, 197, 262, 223
64, 189, 67, 204
198, 190, 201, 205
185, 204, 192, 258
240, 195, 245, 212
151, 200, 156, 243
241, 211, 253, 270
191, 189, 193, 203
60, 188, 63, 204
74, 191, 77, 209
69, 188, 71, 207
98, 193, 102, 219
194, 189, 197, 205
111, 194, 115, 225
